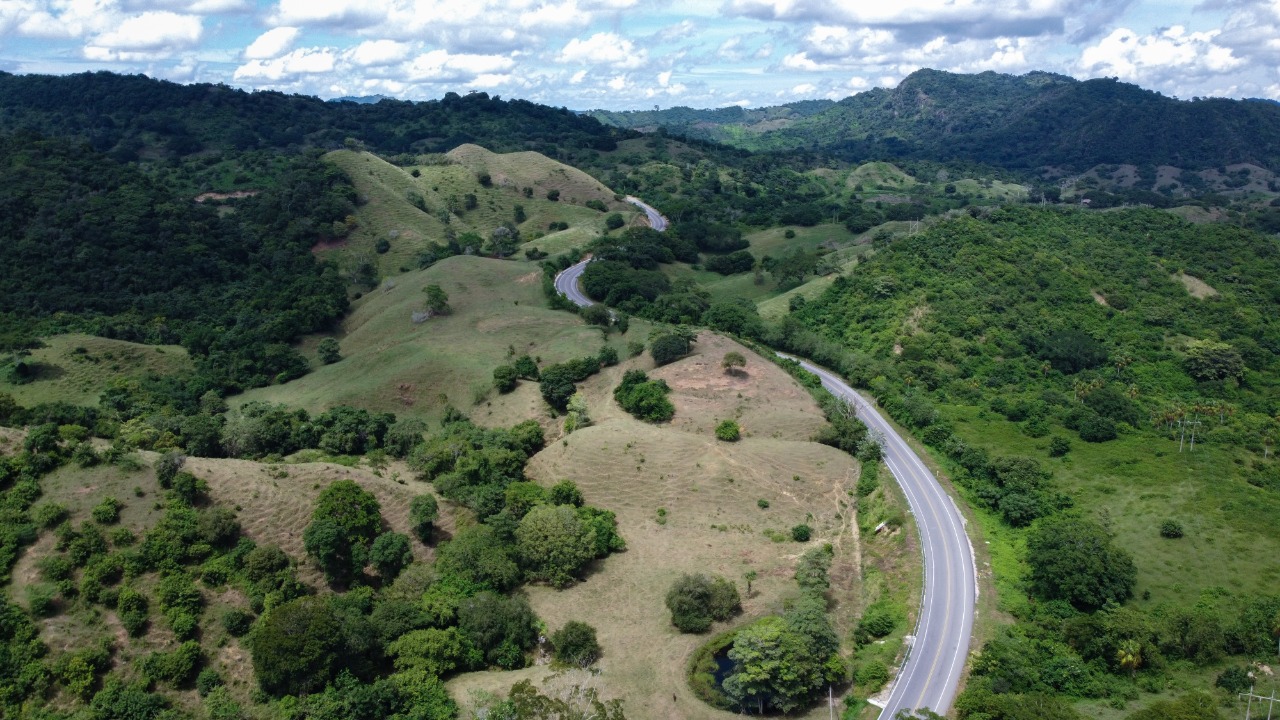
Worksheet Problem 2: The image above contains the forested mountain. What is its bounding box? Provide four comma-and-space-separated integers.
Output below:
594, 69, 1280, 172
586, 99, 835, 144
0, 71, 631, 161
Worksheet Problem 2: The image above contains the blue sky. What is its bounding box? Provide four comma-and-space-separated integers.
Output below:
0, 0, 1275, 109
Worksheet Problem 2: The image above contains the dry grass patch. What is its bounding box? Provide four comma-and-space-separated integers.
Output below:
1173, 271, 1219, 299
447, 144, 624, 210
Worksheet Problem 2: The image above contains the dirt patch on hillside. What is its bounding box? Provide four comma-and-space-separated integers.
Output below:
194, 190, 259, 203
1174, 272, 1219, 299
1091, 290, 1110, 306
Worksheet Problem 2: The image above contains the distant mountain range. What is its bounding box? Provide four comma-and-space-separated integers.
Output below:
593, 69, 1280, 172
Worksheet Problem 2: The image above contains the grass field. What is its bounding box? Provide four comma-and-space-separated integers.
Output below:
323, 149, 630, 278
1, 334, 191, 407
449, 337, 866, 718
236, 255, 608, 425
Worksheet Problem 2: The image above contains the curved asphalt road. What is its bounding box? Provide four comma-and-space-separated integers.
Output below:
553, 197, 975, 718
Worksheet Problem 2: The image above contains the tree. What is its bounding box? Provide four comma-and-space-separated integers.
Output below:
722, 351, 746, 375
1026, 512, 1136, 610
436, 525, 520, 592
551, 621, 601, 667
457, 591, 539, 669
665, 573, 741, 633
614, 369, 675, 422
722, 616, 825, 714
387, 627, 475, 676
605, 213, 624, 230
650, 333, 690, 366
423, 285, 451, 316
370, 532, 413, 581
794, 545, 833, 591
515, 504, 597, 588
249, 596, 344, 696
1115, 639, 1142, 678
318, 338, 341, 364
1184, 339, 1244, 382
409, 495, 438, 544
304, 480, 383, 584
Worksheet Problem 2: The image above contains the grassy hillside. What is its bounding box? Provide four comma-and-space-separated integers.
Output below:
323, 148, 637, 278
1, 334, 190, 407
236, 255, 607, 424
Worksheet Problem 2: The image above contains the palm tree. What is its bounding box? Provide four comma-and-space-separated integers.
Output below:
1116, 639, 1142, 679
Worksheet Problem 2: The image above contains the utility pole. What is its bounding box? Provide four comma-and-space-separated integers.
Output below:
1239, 686, 1278, 720
1188, 418, 1203, 452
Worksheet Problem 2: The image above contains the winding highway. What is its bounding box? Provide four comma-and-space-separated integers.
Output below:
553, 197, 975, 719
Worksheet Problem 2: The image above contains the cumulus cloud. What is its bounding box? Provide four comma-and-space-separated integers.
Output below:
244, 27, 299, 59
234, 47, 335, 81
1079, 26, 1243, 87
558, 31, 647, 68
404, 49, 515, 82
269, 0, 384, 28
84, 11, 202, 60
349, 39, 411, 66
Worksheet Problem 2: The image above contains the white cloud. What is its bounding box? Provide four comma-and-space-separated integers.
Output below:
349, 39, 411, 66
570, 69, 588, 83
791, 82, 817, 95
88, 11, 201, 55
244, 27, 299, 60
404, 49, 515, 82
520, 0, 590, 29
1079, 26, 1243, 85
608, 74, 626, 90
657, 70, 671, 86
234, 47, 336, 81
269, 0, 384, 27
558, 32, 647, 68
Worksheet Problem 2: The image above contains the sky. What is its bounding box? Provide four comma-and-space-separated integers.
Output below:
0, 0, 1277, 110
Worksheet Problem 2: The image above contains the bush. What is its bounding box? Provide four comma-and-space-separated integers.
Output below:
317, 338, 341, 364
249, 596, 344, 696
196, 668, 223, 697
221, 609, 254, 637
715, 420, 741, 441
492, 365, 518, 393
855, 660, 890, 693
551, 621, 601, 667
757, 498, 769, 509
91, 497, 124, 524
33, 502, 69, 528
1160, 519, 1184, 538
855, 603, 896, 643
409, 495, 439, 544
1215, 665, 1252, 694
791, 524, 811, 542
665, 574, 741, 633
1077, 413, 1118, 442
614, 369, 674, 422
370, 532, 414, 581
605, 213, 624, 230
1048, 436, 1071, 457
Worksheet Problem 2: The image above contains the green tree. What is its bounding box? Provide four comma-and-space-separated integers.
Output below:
794, 545, 833, 591
423, 285, 451, 316
387, 627, 475, 676
665, 573, 741, 633
249, 596, 344, 696
369, 532, 413, 581
318, 338, 341, 364
551, 621, 601, 667
493, 364, 519, 393
436, 525, 520, 592
715, 420, 741, 441
457, 591, 539, 669
1126, 692, 1223, 720
722, 351, 746, 375
515, 504, 597, 588
313, 479, 382, 544
650, 333, 691, 366
723, 616, 824, 714
605, 213, 624, 230
1026, 512, 1136, 610
1184, 339, 1244, 382
1116, 639, 1142, 678
409, 495, 438, 544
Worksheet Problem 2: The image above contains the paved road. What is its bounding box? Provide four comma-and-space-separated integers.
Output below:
624, 195, 668, 230
553, 197, 974, 718
778, 355, 975, 719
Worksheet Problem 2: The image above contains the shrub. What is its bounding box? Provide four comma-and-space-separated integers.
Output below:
317, 338, 341, 364
196, 668, 223, 697
409, 495, 439, 544
1160, 519, 1184, 538
249, 596, 344, 696
757, 498, 769, 509
91, 497, 124, 524
715, 420, 741, 441
605, 213, 624, 230
1048, 436, 1071, 457
1215, 665, 1252, 694
665, 574, 741, 633
493, 365, 518, 393
33, 502, 69, 528
597, 345, 619, 367
855, 660, 890, 693
855, 603, 896, 643
370, 532, 414, 581
551, 621, 601, 667
221, 609, 254, 637
1077, 413, 1118, 442
613, 369, 674, 422
791, 524, 811, 542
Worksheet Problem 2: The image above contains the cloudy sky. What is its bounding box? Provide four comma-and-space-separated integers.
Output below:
0, 0, 1276, 109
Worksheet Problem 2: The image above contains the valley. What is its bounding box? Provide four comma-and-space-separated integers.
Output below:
1, 69, 1278, 720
